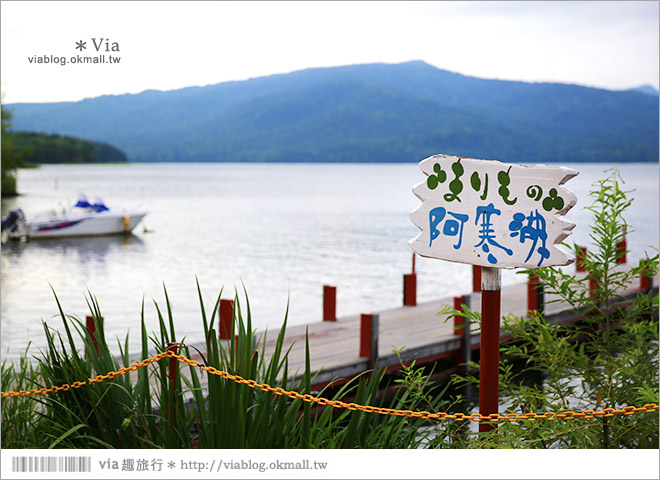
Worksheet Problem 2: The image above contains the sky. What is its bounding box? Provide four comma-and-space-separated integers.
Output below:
1, 1, 659, 104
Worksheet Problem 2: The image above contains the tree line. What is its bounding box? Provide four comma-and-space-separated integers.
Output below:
10, 131, 128, 165
1, 105, 127, 197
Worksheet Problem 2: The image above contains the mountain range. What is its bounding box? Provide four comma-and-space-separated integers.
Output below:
6, 61, 659, 163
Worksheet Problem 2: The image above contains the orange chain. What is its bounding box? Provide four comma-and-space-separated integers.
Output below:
1, 352, 169, 398
2, 350, 658, 423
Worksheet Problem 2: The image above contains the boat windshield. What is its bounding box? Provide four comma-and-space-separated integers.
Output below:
74, 197, 92, 209
92, 197, 109, 212
92, 202, 109, 212
75, 196, 109, 212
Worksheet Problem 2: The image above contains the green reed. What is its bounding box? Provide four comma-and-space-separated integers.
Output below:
1, 281, 435, 449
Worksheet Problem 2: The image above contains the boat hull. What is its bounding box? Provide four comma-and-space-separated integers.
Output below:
27, 210, 148, 239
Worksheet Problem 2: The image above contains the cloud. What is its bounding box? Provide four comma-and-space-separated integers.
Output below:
1, 1, 658, 103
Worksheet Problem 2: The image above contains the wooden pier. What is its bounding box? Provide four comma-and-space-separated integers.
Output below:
175, 265, 657, 392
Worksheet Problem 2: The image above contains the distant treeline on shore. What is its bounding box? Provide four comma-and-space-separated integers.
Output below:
9, 131, 127, 165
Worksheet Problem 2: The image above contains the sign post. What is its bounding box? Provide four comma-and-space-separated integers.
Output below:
479, 266, 501, 432
409, 154, 577, 432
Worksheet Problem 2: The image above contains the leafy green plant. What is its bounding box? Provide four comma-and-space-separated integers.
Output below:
442, 167, 659, 448
1, 281, 434, 449
390, 347, 470, 448
1, 345, 44, 448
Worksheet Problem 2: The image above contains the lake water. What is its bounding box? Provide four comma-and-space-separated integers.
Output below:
1, 162, 658, 362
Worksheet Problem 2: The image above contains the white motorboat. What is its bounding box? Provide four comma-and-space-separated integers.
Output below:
1, 196, 148, 240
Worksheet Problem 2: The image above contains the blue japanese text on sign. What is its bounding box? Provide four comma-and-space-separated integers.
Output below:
409, 154, 578, 269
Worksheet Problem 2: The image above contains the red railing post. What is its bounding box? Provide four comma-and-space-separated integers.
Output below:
527, 273, 545, 315
472, 265, 482, 293
359, 314, 371, 358
452, 294, 472, 376
85, 315, 103, 356
403, 274, 417, 306
323, 285, 337, 321
527, 273, 538, 312
640, 260, 653, 291
576, 246, 588, 272
359, 313, 379, 368
640, 275, 653, 291
453, 296, 465, 336
219, 299, 235, 340
166, 342, 179, 389
403, 253, 417, 306
165, 342, 179, 448
588, 271, 598, 298
616, 228, 627, 265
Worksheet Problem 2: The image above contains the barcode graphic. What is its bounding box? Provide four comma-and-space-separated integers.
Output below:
11, 456, 91, 473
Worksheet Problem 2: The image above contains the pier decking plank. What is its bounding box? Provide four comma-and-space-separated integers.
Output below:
133, 267, 655, 395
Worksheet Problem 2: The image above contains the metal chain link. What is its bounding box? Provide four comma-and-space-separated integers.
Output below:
2, 350, 658, 423
1, 352, 170, 398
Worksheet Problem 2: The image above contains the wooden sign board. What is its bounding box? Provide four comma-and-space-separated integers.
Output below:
410, 154, 578, 269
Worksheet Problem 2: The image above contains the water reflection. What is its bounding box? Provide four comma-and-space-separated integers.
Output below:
1, 233, 149, 361
2, 162, 658, 363
3, 233, 145, 259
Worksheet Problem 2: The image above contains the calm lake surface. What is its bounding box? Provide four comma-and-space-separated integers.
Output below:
1, 162, 658, 361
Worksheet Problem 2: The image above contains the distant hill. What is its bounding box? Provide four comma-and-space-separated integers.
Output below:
627, 85, 659, 96
6, 61, 659, 163
10, 131, 128, 164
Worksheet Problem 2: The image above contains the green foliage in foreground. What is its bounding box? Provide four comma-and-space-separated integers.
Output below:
1, 168, 658, 449
440, 167, 659, 448
1, 283, 456, 449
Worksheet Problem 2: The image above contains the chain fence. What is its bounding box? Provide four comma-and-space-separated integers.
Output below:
2, 350, 658, 423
